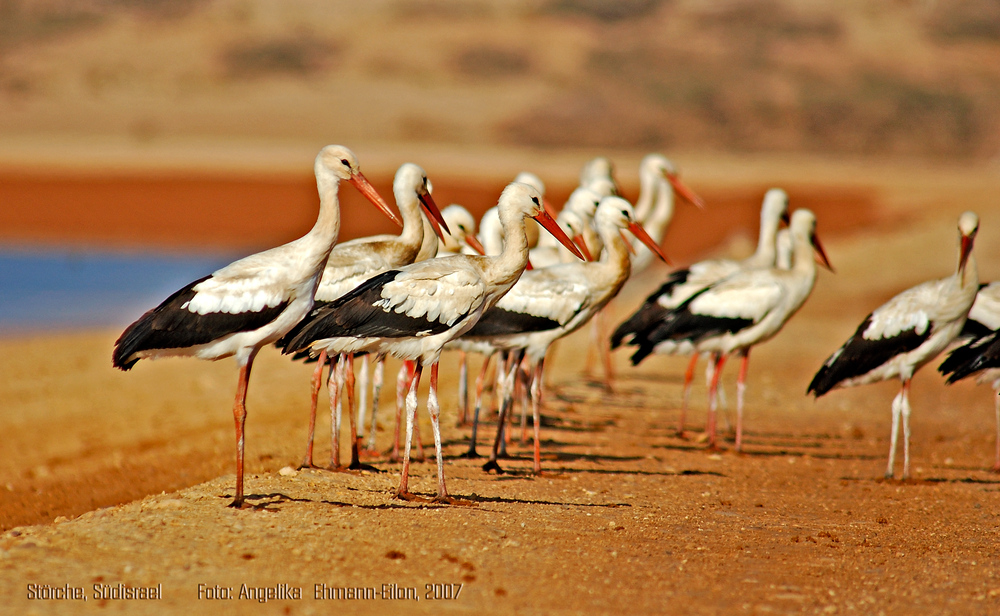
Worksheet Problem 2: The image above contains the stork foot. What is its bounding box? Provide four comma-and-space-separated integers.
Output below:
482, 460, 505, 474
433, 494, 475, 507
394, 490, 433, 503
459, 448, 481, 459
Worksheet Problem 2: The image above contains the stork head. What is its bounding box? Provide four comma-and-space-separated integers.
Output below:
317, 144, 401, 227
789, 208, 833, 272
596, 196, 670, 264
958, 210, 979, 281
501, 182, 585, 261
440, 204, 486, 255
394, 163, 450, 238
565, 186, 601, 220
580, 156, 618, 196
557, 210, 593, 262
762, 188, 790, 228
644, 154, 705, 210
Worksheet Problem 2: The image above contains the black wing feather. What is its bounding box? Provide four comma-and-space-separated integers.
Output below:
281, 270, 454, 354
611, 269, 692, 349
112, 275, 289, 371
940, 330, 1000, 383
463, 307, 561, 338
807, 314, 930, 397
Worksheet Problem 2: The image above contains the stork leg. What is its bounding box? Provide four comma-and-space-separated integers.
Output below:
327, 354, 344, 470
735, 348, 750, 452
356, 355, 369, 445
994, 389, 1000, 473
345, 354, 367, 470
707, 354, 730, 430
530, 357, 545, 475
485, 351, 519, 474
519, 357, 530, 444
706, 353, 728, 450
229, 349, 257, 509
396, 363, 424, 500
678, 354, 698, 439
300, 350, 328, 469
364, 355, 385, 453
462, 352, 493, 458
886, 387, 904, 479
457, 351, 469, 426
427, 363, 452, 501
389, 361, 408, 463
901, 380, 912, 480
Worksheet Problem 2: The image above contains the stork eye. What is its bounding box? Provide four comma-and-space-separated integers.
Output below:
621, 210, 629, 217
340, 158, 350, 167
531, 196, 540, 206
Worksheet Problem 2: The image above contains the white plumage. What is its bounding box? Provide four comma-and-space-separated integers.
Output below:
112, 145, 397, 508
810, 211, 980, 480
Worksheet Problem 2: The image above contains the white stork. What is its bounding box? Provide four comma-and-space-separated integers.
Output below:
282, 182, 583, 502
112, 145, 398, 508
629, 208, 831, 452
459, 196, 668, 473
283, 162, 449, 470
612, 188, 791, 435
630, 153, 705, 274
809, 211, 979, 479
938, 281, 1000, 472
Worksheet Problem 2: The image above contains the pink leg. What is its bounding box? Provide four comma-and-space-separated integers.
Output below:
229, 349, 257, 509
301, 350, 327, 468
389, 361, 408, 462
463, 352, 494, 458
427, 363, 451, 500
364, 355, 385, 453
345, 354, 362, 469
706, 353, 728, 450
457, 351, 469, 426
396, 363, 424, 500
531, 358, 545, 474
993, 390, 1000, 473
735, 349, 750, 452
679, 354, 697, 438
328, 354, 345, 469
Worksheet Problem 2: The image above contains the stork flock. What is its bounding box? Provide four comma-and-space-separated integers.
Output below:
113, 143, 993, 509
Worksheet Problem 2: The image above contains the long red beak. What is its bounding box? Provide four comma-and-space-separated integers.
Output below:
573, 234, 594, 261
959, 234, 974, 278
628, 221, 670, 264
666, 173, 705, 209
418, 191, 451, 239
812, 233, 834, 272
464, 233, 487, 256
350, 172, 402, 227
534, 210, 585, 261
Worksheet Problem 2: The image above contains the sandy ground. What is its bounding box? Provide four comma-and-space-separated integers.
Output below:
3, 155, 1000, 614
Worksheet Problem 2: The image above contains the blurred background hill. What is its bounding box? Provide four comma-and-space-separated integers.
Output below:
2, 0, 1000, 164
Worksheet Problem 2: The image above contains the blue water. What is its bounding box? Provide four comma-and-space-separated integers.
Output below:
0, 247, 234, 335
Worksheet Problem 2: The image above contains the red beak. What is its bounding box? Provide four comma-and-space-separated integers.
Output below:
573, 234, 594, 262
666, 173, 705, 210
812, 233, 834, 272
959, 234, 974, 278
463, 233, 487, 256
534, 210, 585, 261
418, 191, 451, 239
628, 221, 670, 264
349, 172, 402, 227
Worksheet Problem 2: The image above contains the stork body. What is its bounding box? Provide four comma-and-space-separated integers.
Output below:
112, 145, 397, 508
282, 182, 582, 501
459, 196, 667, 472
612, 188, 789, 435
937, 281, 1000, 471
631, 209, 830, 451
810, 212, 980, 479
286, 163, 447, 470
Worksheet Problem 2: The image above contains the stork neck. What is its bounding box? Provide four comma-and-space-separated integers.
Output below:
644, 177, 675, 243
415, 213, 439, 261
488, 209, 532, 288
396, 196, 425, 252
634, 170, 658, 223
311, 169, 343, 248
748, 207, 780, 268
960, 252, 979, 291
